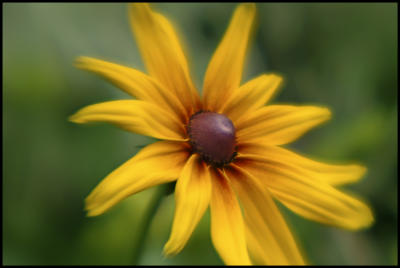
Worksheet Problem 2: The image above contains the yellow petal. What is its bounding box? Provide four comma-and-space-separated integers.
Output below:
164, 154, 211, 256
202, 3, 256, 111
236, 105, 331, 145
69, 100, 186, 141
85, 141, 189, 217
238, 142, 366, 186
209, 168, 251, 265
219, 74, 282, 123
75, 56, 189, 123
226, 164, 306, 265
129, 3, 200, 114
236, 156, 374, 230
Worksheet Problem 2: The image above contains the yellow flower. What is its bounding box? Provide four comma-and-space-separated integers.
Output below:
70, 3, 374, 265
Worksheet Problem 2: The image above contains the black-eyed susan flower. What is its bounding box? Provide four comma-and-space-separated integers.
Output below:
70, 3, 374, 265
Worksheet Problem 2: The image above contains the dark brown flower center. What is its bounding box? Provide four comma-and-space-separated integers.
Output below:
187, 111, 236, 167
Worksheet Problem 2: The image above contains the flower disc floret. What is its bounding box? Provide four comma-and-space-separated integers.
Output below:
188, 111, 236, 167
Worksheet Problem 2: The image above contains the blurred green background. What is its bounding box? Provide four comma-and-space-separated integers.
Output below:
3, 3, 397, 265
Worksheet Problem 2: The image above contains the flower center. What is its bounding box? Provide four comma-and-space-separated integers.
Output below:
188, 111, 237, 166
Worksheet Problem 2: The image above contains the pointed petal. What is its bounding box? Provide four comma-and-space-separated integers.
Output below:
202, 3, 256, 111
75, 56, 189, 122
209, 168, 251, 265
238, 142, 367, 186
236, 105, 331, 145
220, 74, 282, 123
69, 100, 186, 141
164, 154, 211, 256
226, 164, 306, 265
85, 141, 189, 216
236, 156, 374, 230
129, 3, 200, 114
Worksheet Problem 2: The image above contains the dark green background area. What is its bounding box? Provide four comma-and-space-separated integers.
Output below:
3, 3, 397, 265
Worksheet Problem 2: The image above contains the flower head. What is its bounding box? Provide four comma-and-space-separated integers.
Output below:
70, 3, 373, 265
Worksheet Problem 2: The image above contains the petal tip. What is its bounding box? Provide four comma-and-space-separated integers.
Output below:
129, 2, 149, 9
74, 56, 91, 69
345, 199, 375, 231
356, 206, 375, 230
268, 72, 284, 81
321, 107, 332, 118
85, 210, 97, 217
68, 113, 81, 123
84, 198, 103, 217
162, 241, 181, 258
239, 2, 256, 13
266, 73, 284, 91
68, 111, 87, 124
129, 2, 151, 18
85, 202, 100, 217
315, 107, 332, 123
356, 165, 368, 179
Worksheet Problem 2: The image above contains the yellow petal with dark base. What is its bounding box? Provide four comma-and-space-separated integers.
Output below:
129, 3, 200, 114
220, 74, 282, 123
69, 100, 186, 141
238, 142, 366, 186
236, 105, 331, 145
85, 141, 189, 217
202, 3, 256, 111
75, 56, 189, 123
164, 154, 211, 256
236, 156, 374, 230
209, 168, 251, 265
226, 165, 306, 265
